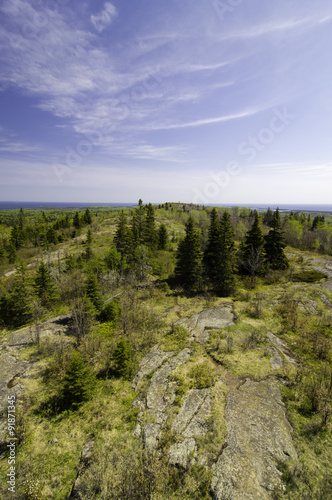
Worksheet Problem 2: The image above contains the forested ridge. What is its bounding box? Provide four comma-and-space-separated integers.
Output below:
0, 202, 331, 499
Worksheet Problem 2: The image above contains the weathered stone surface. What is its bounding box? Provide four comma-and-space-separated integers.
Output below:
172, 388, 211, 436
169, 438, 197, 469
132, 349, 192, 450
143, 423, 162, 450
267, 332, 297, 367
211, 379, 297, 500
320, 292, 332, 307
301, 299, 318, 315
176, 305, 234, 342
145, 348, 191, 412
267, 346, 283, 370
131, 346, 175, 391
0, 315, 71, 444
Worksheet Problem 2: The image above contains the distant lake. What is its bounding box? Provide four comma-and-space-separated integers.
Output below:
0, 201, 136, 210
0, 201, 332, 213
213, 204, 332, 213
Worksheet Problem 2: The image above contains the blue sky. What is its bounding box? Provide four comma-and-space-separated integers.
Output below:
0, 0, 332, 204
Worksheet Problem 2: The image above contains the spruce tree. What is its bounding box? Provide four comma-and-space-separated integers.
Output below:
241, 211, 265, 278
264, 208, 289, 270
34, 262, 56, 306
0, 264, 33, 327
83, 208, 92, 225
62, 351, 95, 409
86, 272, 102, 309
114, 211, 133, 260
73, 211, 81, 229
132, 199, 145, 246
157, 223, 169, 250
204, 210, 236, 296
112, 338, 132, 379
175, 216, 203, 291
10, 224, 23, 249
204, 208, 221, 283
218, 212, 237, 296
142, 203, 158, 249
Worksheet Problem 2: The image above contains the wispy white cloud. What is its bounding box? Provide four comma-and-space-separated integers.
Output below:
216, 13, 332, 42
148, 107, 265, 131
90, 2, 117, 33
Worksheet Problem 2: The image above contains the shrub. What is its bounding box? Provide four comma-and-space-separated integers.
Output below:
62, 351, 95, 409
190, 362, 215, 389
162, 325, 190, 351
112, 338, 133, 379
99, 300, 121, 323
292, 270, 328, 283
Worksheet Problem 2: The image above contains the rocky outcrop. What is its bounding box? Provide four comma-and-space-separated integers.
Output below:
176, 304, 234, 342
0, 315, 71, 444
267, 331, 297, 367
69, 437, 95, 499
169, 438, 197, 468
132, 348, 192, 450
211, 378, 297, 499
172, 388, 211, 438
131, 306, 299, 498
131, 345, 175, 391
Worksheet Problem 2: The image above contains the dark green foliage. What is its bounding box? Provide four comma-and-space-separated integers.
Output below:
10, 224, 24, 249
311, 215, 325, 230
204, 210, 236, 295
86, 229, 93, 245
86, 272, 102, 309
46, 226, 58, 245
99, 300, 121, 323
33, 262, 56, 306
7, 243, 16, 264
263, 207, 274, 226
83, 244, 93, 261
73, 211, 81, 229
218, 212, 237, 295
104, 246, 122, 270
82, 208, 92, 225
241, 211, 266, 278
0, 247, 5, 264
0, 264, 33, 327
264, 209, 289, 270
112, 338, 132, 379
157, 223, 169, 250
175, 216, 203, 291
132, 200, 145, 246
62, 351, 95, 409
292, 270, 328, 283
114, 211, 134, 259
143, 203, 158, 249
204, 208, 221, 283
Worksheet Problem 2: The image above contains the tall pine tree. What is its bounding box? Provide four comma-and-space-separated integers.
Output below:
264, 208, 289, 270
218, 212, 237, 296
34, 262, 56, 306
114, 211, 133, 260
204, 208, 221, 284
175, 216, 203, 291
142, 203, 158, 250
204, 210, 236, 296
241, 211, 265, 279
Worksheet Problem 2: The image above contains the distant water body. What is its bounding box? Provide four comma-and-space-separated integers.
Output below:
0, 201, 332, 213
214, 204, 332, 213
0, 201, 136, 210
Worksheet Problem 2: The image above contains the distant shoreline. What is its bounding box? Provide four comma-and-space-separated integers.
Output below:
0, 201, 332, 213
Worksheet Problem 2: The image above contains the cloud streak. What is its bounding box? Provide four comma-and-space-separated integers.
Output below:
91, 2, 117, 33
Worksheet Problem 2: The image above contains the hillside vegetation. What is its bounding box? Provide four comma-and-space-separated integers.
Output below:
0, 202, 331, 499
